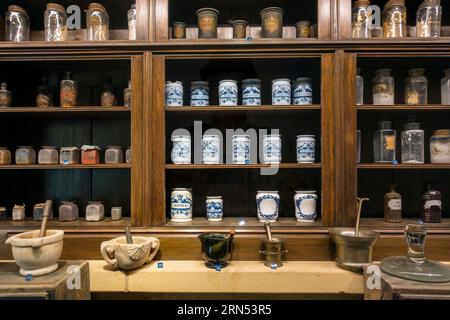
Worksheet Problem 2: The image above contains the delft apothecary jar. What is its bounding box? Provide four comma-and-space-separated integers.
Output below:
242, 79, 261, 106
373, 120, 396, 163
171, 134, 191, 164
416, 0, 442, 38
44, 3, 68, 42
202, 134, 221, 164
171, 188, 193, 222
383, 0, 407, 38
401, 121, 424, 164
190, 81, 209, 106
405, 68, 428, 105
165, 81, 183, 106
5, 5, 29, 42
373, 69, 395, 105
293, 77, 313, 105
272, 79, 291, 105
218, 80, 238, 106
442, 68, 450, 105
256, 191, 280, 223
87, 3, 109, 41
430, 130, 450, 163
356, 68, 364, 105
352, 0, 371, 39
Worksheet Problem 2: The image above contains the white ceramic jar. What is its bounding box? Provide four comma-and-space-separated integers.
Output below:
206, 196, 223, 221
242, 79, 262, 106
293, 77, 313, 105
297, 135, 316, 163
256, 191, 280, 222
171, 188, 193, 222
232, 135, 251, 164
165, 81, 183, 106
171, 134, 191, 164
202, 134, 221, 164
272, 78, 291, 105
262, 134, 282, 164
190, 81, 209, 106
294, 191, 318, 222
219, 80, 238, 106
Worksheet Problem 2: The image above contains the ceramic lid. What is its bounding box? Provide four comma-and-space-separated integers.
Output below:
242, 78, 261, 84
295, 77, 312, 82
272, 78, 291, 84
60, 147, 79, 151
257, 191, 279, 193
232, 20, 248, 25
207, 196, 222, 199
296, 135, 315, 139
190, 81, 209, 86
219, 79, 237, 84
260, 7, 284, 15
173, 188, 192, 192
295, 190, 317, 193
296, 21, 311, 26
196, 8, 220, 16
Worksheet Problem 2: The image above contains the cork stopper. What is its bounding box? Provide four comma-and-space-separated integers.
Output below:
46, 3, 66, 13
8, 5, 28, 16
385, 0, 405, 9
433, 129, 450, 137
88, 3, 107, 12
353, 0, 371, 8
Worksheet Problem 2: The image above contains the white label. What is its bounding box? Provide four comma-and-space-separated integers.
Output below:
424, 200, 442, 210
388, 199, 402, 210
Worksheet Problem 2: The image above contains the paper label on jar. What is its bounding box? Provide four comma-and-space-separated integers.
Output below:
384, 135, 395, 151
388, 199, 402, 210
424, 200, 442, 210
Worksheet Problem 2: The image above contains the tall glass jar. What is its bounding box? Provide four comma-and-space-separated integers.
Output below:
373, 120, 396, 163
383, 0, 407, 38
416, 0, 442, 38
356, 68, 364, 105
36, 81, 53, 108
423, 185, 441, 223
352, 0, 371, 39
430, 130, 450, 163
60, 72, 78, 108
44, 3, 68, 42
128, 4, 137, 40
441, 68, 450, 105
5, 5, 29, 42
405, 68, 428, 105
101, 85, 117, 107
124, 81, 132, 108
384, 184, 402, 223
373, 69, 395, 105
87, 3, 109, 41
401, 122, 424, 164
0, 83, 12, 108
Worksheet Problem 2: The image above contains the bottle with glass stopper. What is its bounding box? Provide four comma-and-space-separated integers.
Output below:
384, 184, 402, 223
401, 116, 424, 164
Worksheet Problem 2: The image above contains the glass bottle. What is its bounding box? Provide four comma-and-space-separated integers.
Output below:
36, 77, 53, 108
430, 130, 450, 163
356, 68, 364, 105
87, 3, 109, 41
44, 3, 68, 41
416, 0, 442, 38
384, 184, 402, 223
441, 68, 450, 105
0, 83, 12, 108
128, 4, 137, 40
101, 85, 116, 107
124, 81, 132, 108
405, 68, 428, 105
383, 0, 407, 38
373, 69, 395, 105
352, 0, 371, 39
401, 121, 424, 164
423, 185, 442, 223
60, 72, 78, 108
5, 5, 29, 42
373, 120, 396, 163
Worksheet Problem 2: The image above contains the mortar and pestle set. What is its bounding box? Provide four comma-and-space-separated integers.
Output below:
198, 230, 235, 268
259, 222, 287, 268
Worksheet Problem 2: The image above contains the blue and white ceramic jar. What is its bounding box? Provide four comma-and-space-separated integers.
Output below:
165, 81, 183, 106
206, 196, 223, 221
202, 134, 221, 164
296, 135, 315, 163
170, 188, 193, 222
242, 78, 262, 106
262, 134, 282, 164
294, 191, 317, 222
256, 191, 280, 222
232, 135, 250, 164
190, 81, 209, 106
171, 134, 191, 164
272, 78, 291, 105
219, 80, 238, 106
293, 77, 313, 105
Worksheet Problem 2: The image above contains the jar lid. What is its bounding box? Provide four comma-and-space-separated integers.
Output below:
232, 134, 250, 139
190, 81, 209, 86
257, 190, 279, 193
8, 5, 28, 15
219, 79, 237, 84
18, 146, 34, 149
165, 81, 183, 86
173, 21, 187, 26
404, 122, 421, 130
41, 146, 57, 149
295, 190, 317, 193
88, 3, 107, 12
13, 204, 25, 208
272, 78, 291, 84
433, 129, 450, 137
171, 135, 190, 141
297, 135, 315, 139
260, 7, 284, 16
264, 134, 282, 138
242, 78, 261, 84
0, 207, 6, 212
232, 20, 248, 26
61, 200, 76, 204
207, 196, 222, 199
385, 0, 405, 9
408, 68, 426, 75
34, 203, 46, 208
295, 77, 312, 82
81, 145, 100, 151
60, 147, 79, 151
196, 8, 220, 16
47, 3, 65, 13
173, 188, 192, 191
353, 0, 371, 8
296, 21, 311, 26
88, 201, 103, 204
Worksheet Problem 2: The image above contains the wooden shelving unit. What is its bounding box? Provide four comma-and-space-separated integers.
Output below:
0, 164, 132, 170
0, 107, 131, 113
165, 105, 321, 112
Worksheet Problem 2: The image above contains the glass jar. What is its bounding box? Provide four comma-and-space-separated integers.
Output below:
441, 68, 450, 105
401, 122, 424, 164
423, 186, 441, 223
352, 0, 371, 39
59, 201, 79, 222
36, 81, 53, 108
384, 184, 402, 223
124, 81, 132, 108
85, 201, 105, 222
38, 146, 59, 164
44, 3, 68, 42
5, 5, 29, 42
12, 204, 25, 221
405, 68, 428, 105
416, 0, 442, 38
126, 146, 131, 163
59, 147, 80, 165
0, 207, 7, 220
0, 83, 12, 107
383, 0, 407, 38
373, 69, 395, 105
373, 120, 396, 163
33, 203, 53, 221
430, 130, 450, 163
196, 8, 219, 39
296, 21, 311, 38
105, 146, 123, 164
101, 85, 117, 107
87, 3, 109, 41
232, 20, 248, 39
172, 21, 186, 40
111, 207, 122, 221
0, 147, 12, 165
128, 4, 137, 40
60, 72, 78, 108
356, 68, 364, 105
15, 146, 36, 165
260, 7, 284, 38
81, 145, 100, 164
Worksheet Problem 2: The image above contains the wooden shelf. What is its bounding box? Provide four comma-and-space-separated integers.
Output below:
357, 105, 450, 111
0, 107, 130, 114
360, 218, 450, 234
357, 163, 450, 170
165, 163, 321, 170
165, 105, 321, 112
0, 164, 131, 170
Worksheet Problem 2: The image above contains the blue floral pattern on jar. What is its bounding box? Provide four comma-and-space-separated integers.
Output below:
293, 78, 313, 105
262, 136, 282, 163
165, 81, 183, 106
295, 192, 318, 222
171, 136, 191, 164
296, 136, 315, 163
272, 79, 291, 105
242, 79, 262, 106
219, 80, 238, 106
202, 136, 220, 164
256, 192, 280, 222
232, 136, 250, 164
170, 192, 193, 218
190, 81, 209, 106
206, 199, 223, 221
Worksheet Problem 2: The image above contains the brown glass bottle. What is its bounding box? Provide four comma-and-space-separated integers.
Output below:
423, 185, 442, 223
384, 184, 402, 222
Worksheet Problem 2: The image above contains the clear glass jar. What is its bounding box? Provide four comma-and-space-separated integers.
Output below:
33, 203, 53, 221
124, 81, 132, 108
373, 120, 396, 163
0, 82, 12, 107
101, 85, 117, 107
12, 204, 25, 221
36, 80, 53, 108
15, 146, 36, 165
5, 5, 29, 42
59, 147, 80, 165
441, 68, 450, 105
401, 122, 424, 164
383, 0, 407, 38
430, 130, 450, 163
416, 0, 442, 38
85, 201, 105, 221
356, 68, 364, 105
87, 3, 109, 41
128, 4, 137, 40
373, 69, 395, 105
352, 0, 371, 39
59, 201, 79, 222
423, 186, 441, 223
44, 3, 68, 42
60, 72, 78, 108
105, 146, 123, 164
81, 145, 100, 164
405, 68, 428, 105
38, 146, 59, 164
0, 147, 12, 165
384, 184, 402, 222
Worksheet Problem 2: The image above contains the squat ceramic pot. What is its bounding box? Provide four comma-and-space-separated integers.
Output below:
242, 79, 262, 106
105, 146, 124, 164
165, 81, 183, 106
171, 188, 193, 222
0, 147, 12, 165
59, 147, 80, 165
202, 134, 221, 164
171, 134, 191, 164
262, 134, 282, 164
260, 7, 284, 38
111, 207, 122, 221
293, 77, 313, 105
297, 135, 316, 163
256, 191, 280, 222
294, 191, 318, 222
190, 81, 209, 106
206, 196, 223, 222
272, 78, 291, 105
218, 80, 238, 106
232, 135, 251, 164
196, 8, 219, 39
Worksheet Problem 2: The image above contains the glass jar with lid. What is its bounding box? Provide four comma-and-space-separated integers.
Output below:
36, 77, 53, 108
87, 3, 109, 41
352, 0, 371, 39
384, 184, 402, 223
405, 68, 428, 105
356, 68, 364, 105
430, 130, 450, 163
373, 120, 396, 163
0, 147, 12, 165
401, 121, 424, 164
5, 5, 29, 42
416, 0, 442, 38
373, 69, 395, 105
38, 146, 59, 164
44, 3, 68, 42
422, 185, 441, 223
59, 201, 79, 222
15, 146, 36, 165
81, 145, 100, 164
101, 85, 117, 107
441, 68, 450, 105
128, 4, 137, 40
60, 71, 78, 108
59, 147, 80, 165
383, 0, 407, 38
105, 146, 123, 164
85, 201, 105, 222
0, 83, 12, 107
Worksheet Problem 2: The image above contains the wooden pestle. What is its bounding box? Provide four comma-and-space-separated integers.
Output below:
39, 200, 53, 238
264, 222, 273, 242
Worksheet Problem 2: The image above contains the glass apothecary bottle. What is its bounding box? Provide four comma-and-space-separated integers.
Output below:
124, 81, 132, 108
423, 185, 442, 223
87, 3, 109, 41
36, 77, 53, 108
384, 184, 402, 223
416, 0, 442, 38
38, 146, 59, 164
101, 85, 117, 107
373, 120, 396, 163
352, 0, 371, 39
5, 5, 29, 42
356, 68, 364, 105
44, 3, 68, 42
373, 69, 395, 105
60, 72, 78, 108
430, 130, 450, 163
85, 201, 105, 222
0, 83, 12, 107
383, 0, 407, 38
0, 147, 12, 165
401, 121, 424, 164
128, 4, 137, 40
105, 146, 123, 164
59, 147, 80, 165
15, 146, 36, 165
405, 68, 428, 105
441, 68, 450, 105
